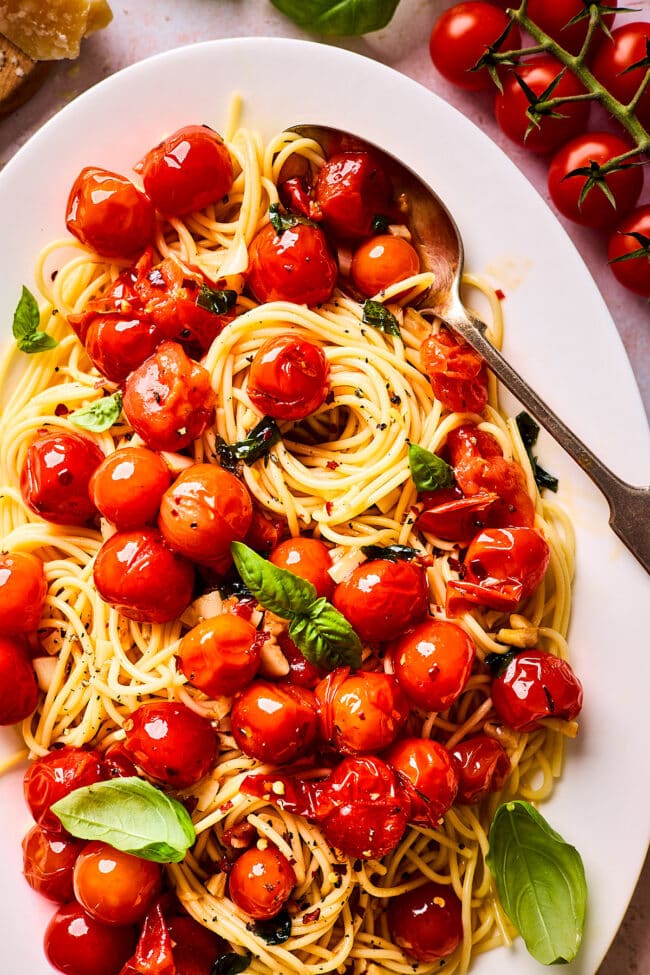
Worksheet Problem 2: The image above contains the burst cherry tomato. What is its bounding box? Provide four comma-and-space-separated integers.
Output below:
527, 0, 618, 55
608, 205, 650, 298
22, 825, 85, 902
89, 447, 171, 530
178, 614, 262, 697
269, 535, 334, 599
0, 634, 38, 725
20, 430, 104, 526
592, 22, 650, 128
93, 527, 195, 623
350, 235, 420, 297
246, 334, 330, 421
228, 845, 296, 920
422, 328, 488, 414
315, 668, 409, 755
246, 220, 338, 306
276, 632, 326, 689
332, 558, 429, 644
384, 738, 459, 826
44, 901, 138, 975
123, 701, 217, 788
84, 314, 162, 383
165, 914, 226, 975
429, 2, 521, 90
415, 486, 499, 542
122, 341, 216, 453
231, 680, 318, 764
66, 167, 155, 259
451, 734, 511, 804
313, 151, 393, 240
0, 550, 47, 632
136, 124, 234, 217
387, 880, 463, 962
73, 841, 163, 925
24, 746, 106, 834
491, 649, 583, 732
392, 618, 475, 712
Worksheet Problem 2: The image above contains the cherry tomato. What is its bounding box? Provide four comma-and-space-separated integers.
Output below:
276, 632, 326, 689
527, 0, 618, 55
451, 734, 510, 804
491, 649, 583, 732
269, 535, 334, 599
608, 205, 650, 298
415, 486, 500, 542
136, 124, 234, 217
384, 737, 459, 826
0, 550, 47, 633
392, 618, 475, 712
123, 701, 217, 788
158, 463, 253, 571
89, 447, 171, 530
447, 424, 502, 471
44, 902, 138, 975
246, 334, 330, 421
20, 430, 104, 526
429, 2, 521, 90
24, 746, 106, 834
66, 167, 155, 259
73, 841, 163, 925
495, 57, 590, 153
313, 151, 393, 240
387, 880, 463, 962
0, 634, 38, 725
315, 667, 409, 755
122, 341, 216, 453
332, 558, 429, 644
84, 314, 162, 383
22, 825, 85, 902
246, 220, 338, 306
101, 742, 139, 780
93, 527, 195, 623
120, 902, 175, 975
165, 914, 226, 975
592, 22, 650, 128
422, 328, 489, 414
228, 845, 296, 920
350, 234, 420, 297
231, 680, 318, 764
178, 614, 262, 697
244, 503, 286, 557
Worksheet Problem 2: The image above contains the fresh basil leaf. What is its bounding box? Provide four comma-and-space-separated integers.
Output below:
288, 597, 362, 670
486, 800, 587, 965
516, 412, 559, 494
408, 443, 454, 492
360, 543, 420, 562
69, 391, 123, 432
12, 285, 58, 354
51, 776, 195, 863
217, 417, 282, 470
231, 541, 316, 618
484, 648, 519, 676
250, 908, 292, 944
362, 299, 401, 337
197, 284, 237, 315
269, 202, 315, 233
212, 952, 252, 975
271, 0, 400, 35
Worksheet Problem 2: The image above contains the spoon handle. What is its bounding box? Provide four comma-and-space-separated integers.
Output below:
445, 305, 650, 575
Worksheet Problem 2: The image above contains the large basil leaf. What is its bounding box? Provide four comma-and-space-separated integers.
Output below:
270, 0, 400, 36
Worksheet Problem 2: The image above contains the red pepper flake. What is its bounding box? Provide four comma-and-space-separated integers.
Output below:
302, 908, 321, 924
326, 460, 339, 470
54, 403, 69, 416
219, 800, 234, 813
495, 289, 506, 301
325, 501, 334, 516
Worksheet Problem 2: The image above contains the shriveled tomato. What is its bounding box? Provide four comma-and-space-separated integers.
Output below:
269, 535, 333, 599
315, 667, 409, 755
89, 447, 171, 530
527, 0, 618, 55
415, 485, 499, 542
0, 550, 47, 633
0, 634, 38, 725
447, 424, 502, 471
491, 649, 583, 732
24, 746, 106, 834
84, 314, 162, 383
178, 613, 262, 697
392, 618, 475, 712
429, 2, 521, 90
332, 558, 429, 644
451, 734, 510, 804
123, 701, 217, 788
231, 680, 318, 764
20, 430, 104, 526
592, 22, 650, 128
122, 341, 216, 453
246, 219, 338, 306
350, 234, 420, 297
387, 881, 463, 962
422, 328, 488, 414
120, 902, 174, 975
228, 845, 296, 920
246, 334, 330, 421
44, 902, 138, 975
312, 151, 393, 240
165, 914, 226, 975
608, 205, 650, 298
244, 503, 286, 557
66, 166, 155, 259
384, 737, 459, 826
93, 527, 195, 623
22, 825, 84, 902
73, 841, 163, 926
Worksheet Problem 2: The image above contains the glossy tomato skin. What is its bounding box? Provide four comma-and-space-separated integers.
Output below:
247, 334, 330, 421
0, 634, 39, 724
387, 880, 463, 962
247, 221, 338, 306
66, 167, 155, 259
429, 2, 521, 90
592, 22, 650, 128
24, 746, 106, 834
122, 341, 216, 453
228, 845, 296, 920
84, 314, 162, 383
315, 668, 409, 755
231, 680, 318, 764
165, 914, 226, 974
20, 431, 104, 526
451, 734, 510, 804
123, 701, 217, 788
0, 550, 47, 633
137, 124, 233, 217
491, 649, 583, 732
22, 825, 85, 902
269, 536, 334, 600
89, 447, 171, 530
44, 901, 138, 975
332, 558, 429, 644
276, 632, 326, 689
73, 841, 163, 925
392, 618, 475, 712
415, 486, 499, 543
608, 205, 650, 298
178, 613, 262, 697
350, 234, 420, 297
422, 328, 488, 414
313, 151, 393, 240
93, 527, 195, 623
527, 0, 618, 55
384, 737, 459, 826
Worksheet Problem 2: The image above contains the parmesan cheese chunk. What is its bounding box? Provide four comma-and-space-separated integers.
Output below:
0, 0, 112, 61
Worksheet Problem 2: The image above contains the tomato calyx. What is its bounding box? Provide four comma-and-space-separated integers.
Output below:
608, 227, 650, 266
470, 18, 522, 90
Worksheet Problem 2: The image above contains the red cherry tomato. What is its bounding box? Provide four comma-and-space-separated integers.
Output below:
89, 447, 171, 530
20, 430, 104, 526
451, 734, 511, 804
165, 914, 226, 975
243, 503, 286, 557
228, 845, 296, 920
136, 125, 234, 217
24, 746, 106, 834
123, 701, 217, 788
158, 463, 253, 571
246, 334, 330, 421
84, 314, 162, 383
495, 56, 590, 153
392, 618, 475, 712
178, 614, 262, 697
384, 737, 459, 826
93, 527, 195, 623
231, 680, 318, 764
0, 550, 47, 632
22, 825, 85, 902
315, 667, 409, 755
527, 0, 618, 55
447, 424, 502, 471
429, 2, 521, 90
608, 205, 650, 298
332, 558, 429, 644
415, 485, 500, 542
350, 235, 420, 297
592, 22, 650, 128
491, 649, 583, 732
73, 841, 163, 925
276, 632, 326, 689
66, 167, 155, 259
387, 880, 463, 962
422, 328, 489, 414
313, 151, 393, 240
246, 220, 338, 306
101, 742, 139, 780
269, 536, 334, 599
44, 902, 138, 975
0, 634, 39, 724
122, 341, 216, 453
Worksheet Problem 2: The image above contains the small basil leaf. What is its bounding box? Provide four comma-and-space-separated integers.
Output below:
371, 213, 390, 234
197, 284, 238, 315
51, 777, 195, 863
362, 299, 401, 337
288, 597, 362, 670
12, 285, 58, 354
516, 412, 559, 494
360, 543, 420, 562
270, 0, 400, 35
231, 541, 316, 618
484, 648, 520, 676
408, 443, 454, 492
218, 417, 282, 469
250, 908, 292, 944
269, 202, 316, 233
486, 800, 587, 965
69, 391, 123, 432
211, 952, 252, 975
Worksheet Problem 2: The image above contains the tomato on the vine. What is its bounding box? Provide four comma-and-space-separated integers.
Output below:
527, 0, 619, 56
20, 430, 104, 526
592, 22, 650, 128
429, 2, 521, 91
315, 667, 409, 755
350, 235, 420, 297
392, 618, 475, 712
73, 841, 163, 925
269, 535, 334, 600
0, 634, 38, 725
231, 680, 318, 764
312, 151, 393, 240
332, 557, 429, 644
89, 447, 171, 530
66, 167, 155, 259
246, 220, 338, 306
0, 550, 47, 633
246, 334, 330, 421
44, 902, 138, 975
607, 204, 650, 298
387, 881, 463, 963
178, 613, 262, 698
24, 746, 106, 834
22, 825, 85, 902
491, 649, 583, 731
122, 700, 217, 788
228, 845, 296, 920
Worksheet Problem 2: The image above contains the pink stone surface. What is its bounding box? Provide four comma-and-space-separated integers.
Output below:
0, 2, 648, 972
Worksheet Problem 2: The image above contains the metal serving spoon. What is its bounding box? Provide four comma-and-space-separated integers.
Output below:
290, 124, 650, 574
